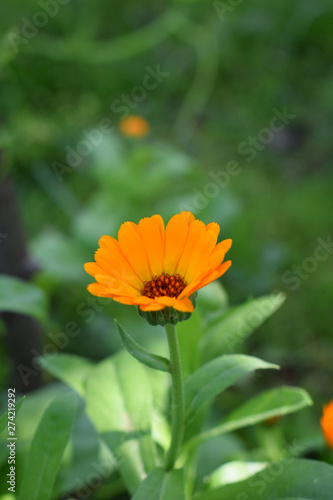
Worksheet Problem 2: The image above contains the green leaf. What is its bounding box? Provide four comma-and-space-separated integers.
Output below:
208, 460, 268, 488
115, 320, 170, 373
224, 386, 312, 429
184, 355, 278, 422
185, 387, 312, 452
18, 393, 77, 500
132, 467, 186, 500
0, 396, 25, 435
194, 459, 333, 500
14, 384, 66, 443
201, 293, 286, 362
40, 353, 93, 397
52, 402, 102, 499
110, 353, 159, 473
177, 309, 203, 379
0, 275, 47, 322
85, 352, 158, 494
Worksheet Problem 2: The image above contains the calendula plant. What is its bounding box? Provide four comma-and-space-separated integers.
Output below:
84, 211, 232, 477
5, 212, 333, 500
79, 211, 332, 499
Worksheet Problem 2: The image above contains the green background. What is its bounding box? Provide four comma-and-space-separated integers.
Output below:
0, 0, 332, 498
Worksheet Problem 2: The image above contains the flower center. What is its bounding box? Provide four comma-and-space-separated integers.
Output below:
142, 273, 187, 299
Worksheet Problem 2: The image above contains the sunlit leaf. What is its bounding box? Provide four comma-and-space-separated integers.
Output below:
208, 460, 268, 488
194, 459, 333, 500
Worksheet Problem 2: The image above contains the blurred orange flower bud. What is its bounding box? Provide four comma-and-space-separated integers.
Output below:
119, 115, 150, 137
320, 400, 333, 448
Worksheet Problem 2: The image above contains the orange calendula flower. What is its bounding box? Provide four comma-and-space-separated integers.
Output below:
119, 115, 150, 137
321, 400, 333, 448
84, 212, 232, 324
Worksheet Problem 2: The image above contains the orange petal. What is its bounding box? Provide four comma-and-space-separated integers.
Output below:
84, 262, 104, 277
139, 302, 165, 311
197, 260, 232, 289
87, 283, 113, 297
179, 211, 196, 224
155, 296, 176, 307
184, 226, 219, 283
163, 213, 190, 274
120, 295, 162, 307
179, 261, 232, 298
99, 234, 118, 249
95, 239, 143, 289
206, 222, 220, 238
112, 296, 138, 305
94, 274, 140, 297
118, 222, 152, 282
176, 220, 206, 278
207, 239, 232, 270
173, 297, 194, 312
154, 296, 194, 312
138, 215, 165, 277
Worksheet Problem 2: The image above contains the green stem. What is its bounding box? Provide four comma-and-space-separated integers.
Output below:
165, 323, 185, 471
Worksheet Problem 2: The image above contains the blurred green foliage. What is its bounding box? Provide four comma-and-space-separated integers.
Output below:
0, 0, 333, 497
0, 285, 319, 499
